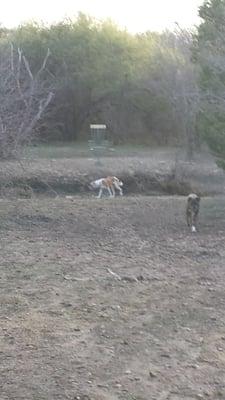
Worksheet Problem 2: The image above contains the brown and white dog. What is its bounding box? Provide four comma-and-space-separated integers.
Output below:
89, 176, 123, 198
186, 193, 200, 232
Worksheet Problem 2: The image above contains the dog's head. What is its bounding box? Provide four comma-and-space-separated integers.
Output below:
187, 193, 200, 210
89, 181, 97, 189
113, 177, 123, 187
89, 179, 101, 190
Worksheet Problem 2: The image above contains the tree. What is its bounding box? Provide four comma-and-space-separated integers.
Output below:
9, 16, 142, 142
0, 43, 53, 159
136, 30, 200, 157
194, 0, 225, 161
3, 16, 202, 147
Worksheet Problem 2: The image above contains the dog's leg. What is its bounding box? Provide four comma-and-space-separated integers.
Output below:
186, 209, 191, 227
114, 182, 123, 196
191, 211, 198, 232
106, 186, 113, 197
193, 211, 198, 226
110, 185, 115, 197
97, 187, 103, 198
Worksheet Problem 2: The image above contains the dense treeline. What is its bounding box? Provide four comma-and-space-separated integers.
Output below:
193, 0, 225, 164
0, 14, 198, 149
1, 1, 225, 163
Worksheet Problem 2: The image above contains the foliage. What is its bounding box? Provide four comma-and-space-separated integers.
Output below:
0, 14, 203, 155
194, 0, 225, 160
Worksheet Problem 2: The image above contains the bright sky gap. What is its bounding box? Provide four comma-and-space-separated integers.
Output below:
1, 0, 203, 33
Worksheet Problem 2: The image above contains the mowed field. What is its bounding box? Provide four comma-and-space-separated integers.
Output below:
0, 194, 225, 400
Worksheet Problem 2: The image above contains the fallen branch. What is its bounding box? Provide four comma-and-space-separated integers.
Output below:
107, 268, 122, 281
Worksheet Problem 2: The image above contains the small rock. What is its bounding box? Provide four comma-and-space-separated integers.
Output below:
97, 384, 109, 388
121, 276, 138, 283
161, 353, 171, 358
136, 275, 145, 281
190, 364, 200, 369
111, 305, 121, 310
149, 370, 157, 378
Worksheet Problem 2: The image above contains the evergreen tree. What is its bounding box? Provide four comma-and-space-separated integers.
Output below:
194, 0, 225, 162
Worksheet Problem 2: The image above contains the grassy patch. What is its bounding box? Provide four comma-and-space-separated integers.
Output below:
201, 196, 225, 221
23, 142, 162, 159
24, 142, 90, 159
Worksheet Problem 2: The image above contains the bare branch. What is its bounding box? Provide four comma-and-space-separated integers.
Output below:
22, 54, 34, 80
0, 46, 54, 159
10, 43, 14, 72
21, 91, 54, 138
36, 48, 51, 79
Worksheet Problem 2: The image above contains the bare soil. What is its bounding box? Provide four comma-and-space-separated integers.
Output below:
0, 195, 225, 400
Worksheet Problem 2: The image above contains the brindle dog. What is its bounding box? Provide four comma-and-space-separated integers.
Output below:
186, 193, 200, 232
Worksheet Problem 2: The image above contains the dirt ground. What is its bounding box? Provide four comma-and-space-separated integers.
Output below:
0, 194, 225, 400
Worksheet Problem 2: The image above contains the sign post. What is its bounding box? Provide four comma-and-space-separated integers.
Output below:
89, 124, 107, 166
